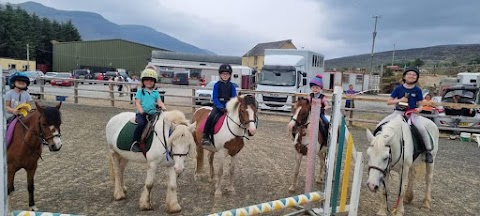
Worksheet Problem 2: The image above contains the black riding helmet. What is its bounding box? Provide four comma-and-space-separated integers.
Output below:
402, 67, 420, 84
219, 64, 232, 74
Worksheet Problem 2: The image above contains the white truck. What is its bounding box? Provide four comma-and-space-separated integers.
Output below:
255, 49, 325, 111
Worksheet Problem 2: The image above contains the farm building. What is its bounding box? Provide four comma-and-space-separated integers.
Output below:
52, 39, 169, 74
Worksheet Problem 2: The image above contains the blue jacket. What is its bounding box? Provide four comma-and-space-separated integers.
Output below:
212, 81, 237, 109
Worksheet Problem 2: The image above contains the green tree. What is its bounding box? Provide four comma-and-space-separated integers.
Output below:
412, 58, 424, 67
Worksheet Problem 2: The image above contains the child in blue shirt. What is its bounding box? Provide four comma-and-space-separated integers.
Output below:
202, 64, 237, 151
130, 68, 167, 152
377, 67, 433, 163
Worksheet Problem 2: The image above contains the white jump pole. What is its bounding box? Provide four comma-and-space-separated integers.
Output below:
1, 65, 8, 215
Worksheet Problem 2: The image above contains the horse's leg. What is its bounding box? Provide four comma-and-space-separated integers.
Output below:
195, 144, 205, 181
118, 157, 129, 193
405, 166, 416, 204
227, 155, 237, 195
316, 149, 327, 183
111, 152, 126, 200
165, 166, 182, 213
422, 162, 435, 210
376, 177, 388, 216
214, 150, 226, 198
26, 167, 38, 211
139, 162, 157, 210
288, 152, 303, 192
208, 151, 215, 182
395, 166, 410, 216
7, 167, 17, 213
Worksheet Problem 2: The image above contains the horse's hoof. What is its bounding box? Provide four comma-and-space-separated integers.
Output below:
166, 203, 182, 213
405, 192, 413, 204
139, 201, 153, 211
29, 206, 38, 211
376, 210, 387, 216
288, 185, 296, 193
114, 191, 126, 201
422, 199, 432, 210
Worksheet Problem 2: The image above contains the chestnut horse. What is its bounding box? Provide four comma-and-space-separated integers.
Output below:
7, 102, 63, 211
287, 97, 329, 192
192, 95, 258, 198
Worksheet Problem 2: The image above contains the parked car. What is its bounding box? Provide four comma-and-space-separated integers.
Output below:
94, 72, 105, 81
24, 71, 45, 84
172, 73, 189, 85
433, 86, 480, 130
194, 81, 240, 105
73, 69, 94, 84
103, 71, 119, 81
44, 72, 58, 83
51, 73, 74, 87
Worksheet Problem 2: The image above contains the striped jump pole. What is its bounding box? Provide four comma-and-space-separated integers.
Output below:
1, 66, 7, 216
206, 191, 323, 216
11, 211, 84, 216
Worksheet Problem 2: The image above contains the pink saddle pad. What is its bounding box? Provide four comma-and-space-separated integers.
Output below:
6, 118, 19, 149
199, 113, 226, 134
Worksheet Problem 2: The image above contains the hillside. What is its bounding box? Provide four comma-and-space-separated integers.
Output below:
13, 1, 213, 55
325, 44, 480, 69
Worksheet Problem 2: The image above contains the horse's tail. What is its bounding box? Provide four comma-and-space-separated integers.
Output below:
108, 154, 115, 184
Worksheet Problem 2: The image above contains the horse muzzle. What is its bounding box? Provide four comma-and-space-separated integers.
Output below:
367, 182, 380, 192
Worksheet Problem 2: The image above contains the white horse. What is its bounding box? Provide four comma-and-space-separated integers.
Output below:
106, 110, 196, 213
366, 115, 439, 216
287, 97, 330, 192
192, 95, 258, 198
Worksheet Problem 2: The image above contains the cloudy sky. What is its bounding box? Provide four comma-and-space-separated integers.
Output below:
4, 0, 480, 59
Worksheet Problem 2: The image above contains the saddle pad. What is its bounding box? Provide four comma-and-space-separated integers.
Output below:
6, 118, 19, 149
116, 121, 154, 152
199, 113, 226, 134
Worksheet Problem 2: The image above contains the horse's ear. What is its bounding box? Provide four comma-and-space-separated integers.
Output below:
56, 102, 62, 110
366, 129, 374, 143
188, 122, 196, 133
35, 101, 43, 112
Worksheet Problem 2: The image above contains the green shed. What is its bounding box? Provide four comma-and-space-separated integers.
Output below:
52, 39, 170, 74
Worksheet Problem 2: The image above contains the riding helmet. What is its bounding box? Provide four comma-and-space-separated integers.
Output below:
402, 67, 420, 84
140, 68, 158, 83
218, 64, 232, 74
9, 72, 30, 89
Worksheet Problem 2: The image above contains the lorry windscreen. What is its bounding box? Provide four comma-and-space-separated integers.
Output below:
259, 69, 296, 86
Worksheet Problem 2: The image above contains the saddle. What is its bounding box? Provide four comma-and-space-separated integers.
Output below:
199, 112, 227, 136
374, 117, 426, 161
6, 117, 20, 149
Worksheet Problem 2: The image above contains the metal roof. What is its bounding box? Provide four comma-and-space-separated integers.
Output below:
151, 50, 241, 64
243, 39, 293, 57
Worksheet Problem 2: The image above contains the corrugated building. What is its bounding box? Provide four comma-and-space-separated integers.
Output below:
53, 39, 169, 74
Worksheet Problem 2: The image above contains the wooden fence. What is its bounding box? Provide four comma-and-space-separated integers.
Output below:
16, 77, 480, 133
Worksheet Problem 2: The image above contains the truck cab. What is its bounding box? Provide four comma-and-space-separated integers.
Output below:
255, 49, 325, 111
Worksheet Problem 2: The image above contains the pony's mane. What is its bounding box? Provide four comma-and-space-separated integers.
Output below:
162, 110, 189, 125
43, 106, 62, 127
226, 96, 241, 112
373, 116, 404, 147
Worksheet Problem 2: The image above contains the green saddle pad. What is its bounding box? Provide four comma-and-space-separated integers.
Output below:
117, 121, 154, 151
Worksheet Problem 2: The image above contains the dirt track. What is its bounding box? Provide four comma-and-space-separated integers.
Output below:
8, 102, 480, 216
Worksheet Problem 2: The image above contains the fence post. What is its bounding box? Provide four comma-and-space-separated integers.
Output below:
349, 100, 354, 127
0, 66, 7, 216
291, 94, 297, 112
191, 89, 196, 114
39, 78, 45, 100
110, 86, 115, 107
74, 81, 79, 104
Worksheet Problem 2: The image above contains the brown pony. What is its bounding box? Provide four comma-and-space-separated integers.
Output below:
287, 97, 328, 192
192, 95, 258, 198
7, 102, 63, 211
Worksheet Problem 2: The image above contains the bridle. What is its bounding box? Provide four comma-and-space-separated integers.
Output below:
226, 102, 257, 139
18, 113, 62, 147
154, 117, 190, 162
367, 126, 406, 213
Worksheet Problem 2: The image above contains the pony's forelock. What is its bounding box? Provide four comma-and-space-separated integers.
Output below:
226, 96, 240, 112
43, 106, 62, 127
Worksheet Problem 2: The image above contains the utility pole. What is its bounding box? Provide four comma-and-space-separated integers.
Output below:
369, 15, 381, 91
26, 44, 30, 71
392, 43, 396, 66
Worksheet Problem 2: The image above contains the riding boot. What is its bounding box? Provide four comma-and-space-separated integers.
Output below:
202, 133, 216, 152
425, 151, 433, 163
130, 141, 142, 152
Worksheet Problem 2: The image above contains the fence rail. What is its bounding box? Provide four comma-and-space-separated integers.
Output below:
14, 77, 480, 133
